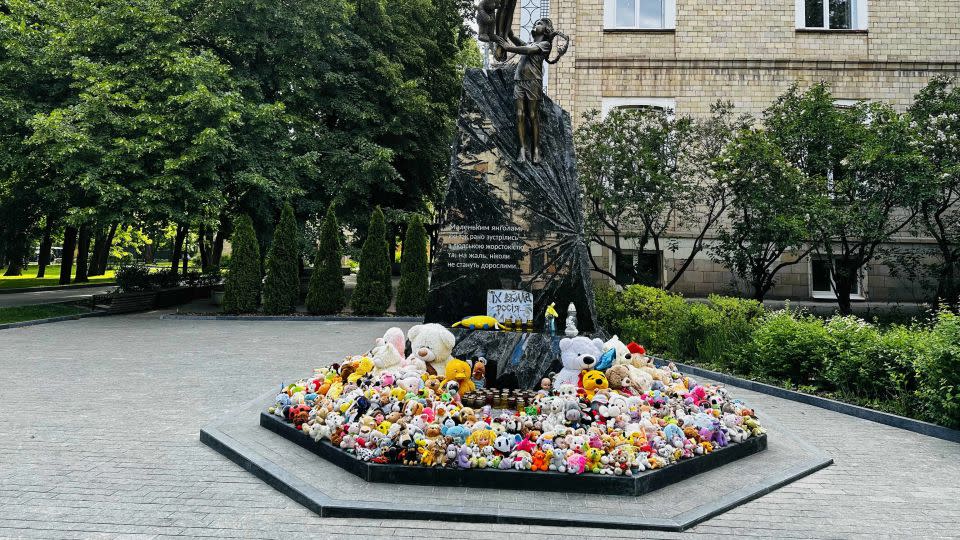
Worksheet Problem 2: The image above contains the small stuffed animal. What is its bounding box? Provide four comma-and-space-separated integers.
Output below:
581, 370, 609, 400
471, 358, 486, 390
441, 358, 476, 395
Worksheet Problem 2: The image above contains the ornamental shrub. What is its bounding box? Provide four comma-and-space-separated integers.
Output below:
305, 204, 346, 315
822, 315, 881, 396
917, 311, 960, 428
395, 214, 429, 315
222, 214, 261, 313
616, 286, 690, 358
746, 309, 830, 387
872, 325, 927, 409
351, 207, 392, 315
262, 203, 301, 314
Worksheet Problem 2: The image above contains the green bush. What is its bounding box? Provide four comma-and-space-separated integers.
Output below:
872, 325, 927, 411
917, 311, 960, 428
822, 315, 881, 396
262, 203, 301, 314
395, 214, 429, 315
350, 207, 392, 315
305, 204, 345, 315
222, 214, 261, 313
615, 286, 690, 358
593, 283, 623, 333
746, 309, 830, 387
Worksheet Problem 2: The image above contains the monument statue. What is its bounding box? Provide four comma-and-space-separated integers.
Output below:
493, 20, 568, 163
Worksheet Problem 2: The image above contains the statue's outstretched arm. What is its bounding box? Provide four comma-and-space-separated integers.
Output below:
507, 30, 524, 46
495, 35, 539, 55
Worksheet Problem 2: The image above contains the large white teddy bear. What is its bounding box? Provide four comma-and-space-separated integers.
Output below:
405, 323, 456, 377
371, 327, 405, 375
554, 336, 605, 388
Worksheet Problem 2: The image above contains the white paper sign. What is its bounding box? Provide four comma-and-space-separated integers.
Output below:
486, 289, 534, 323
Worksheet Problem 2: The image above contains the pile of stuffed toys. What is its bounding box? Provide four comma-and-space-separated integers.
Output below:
268, 323, 765, 475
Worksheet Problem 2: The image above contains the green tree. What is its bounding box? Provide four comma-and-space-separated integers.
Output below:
395, 214, 429, 315
909, 76, 960, 308
766, 84, 929, 314
222, 214, 261, 313
351, 207, 392, 315
261, 203, 300, 314
306, 204, 346, 314
710, 128, 821, 300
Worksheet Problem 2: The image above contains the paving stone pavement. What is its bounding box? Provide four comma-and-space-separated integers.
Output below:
0, 313, 957, 539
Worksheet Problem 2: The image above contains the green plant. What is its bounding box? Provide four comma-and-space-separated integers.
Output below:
350, 207, 392, 315
305, 204, 345, 315
917, 311, 960, 428
262, 204, 301, 314
822, 315, 881, 396
615, 285, 691, 358
115, 265, 154, 293
395, 214, 429, 315
872, 325, 928, 413
746, 309, 830, 387
222, 214, 261, 314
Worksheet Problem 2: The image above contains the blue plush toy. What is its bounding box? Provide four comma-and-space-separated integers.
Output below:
595, 347, 616, 371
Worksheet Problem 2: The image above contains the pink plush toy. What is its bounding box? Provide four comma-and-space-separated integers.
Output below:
566, 452, 587, 474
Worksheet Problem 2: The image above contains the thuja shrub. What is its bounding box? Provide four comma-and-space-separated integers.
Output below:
222, 214, 261, 313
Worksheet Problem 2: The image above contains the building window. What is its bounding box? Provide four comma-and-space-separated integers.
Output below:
810, 256, 866, 299
604, 0, 675, 30
614, 251, 662, 287
797, 0, 867, 30
600, 97, 676, 117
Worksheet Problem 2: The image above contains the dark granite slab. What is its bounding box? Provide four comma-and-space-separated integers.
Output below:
425, 67, 598, 335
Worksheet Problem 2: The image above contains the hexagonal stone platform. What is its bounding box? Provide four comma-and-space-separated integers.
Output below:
201, 389, 832, 531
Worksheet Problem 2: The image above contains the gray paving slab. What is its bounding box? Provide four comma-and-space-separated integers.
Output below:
0, 313, 957, 538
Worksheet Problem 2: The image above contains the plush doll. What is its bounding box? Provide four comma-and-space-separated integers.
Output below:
471, 358, 487, 390
581, 370, 609, 400
554, 336, 605, 388
406, 323, 456, 377
441, 358, 476, 395
605, 365, 639, 395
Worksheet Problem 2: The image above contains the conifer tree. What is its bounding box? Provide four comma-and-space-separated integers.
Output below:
395, 214, 429, 315
222, 214, 261, 313
305, 204, 346, 314
262, 203, 301, 314
351, 207, 392, 315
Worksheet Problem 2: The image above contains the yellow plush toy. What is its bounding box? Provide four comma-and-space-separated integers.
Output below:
451, 315, 501, 330
441, 358, 476, 395
347, 357, 374, 384
581, 370, 609, 399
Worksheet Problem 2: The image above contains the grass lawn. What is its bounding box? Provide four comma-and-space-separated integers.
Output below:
0, 303, 89, 324
0, 264, 115, 290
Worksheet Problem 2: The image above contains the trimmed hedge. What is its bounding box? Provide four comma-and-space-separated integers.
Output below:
598, 284, 959, 429
305, 204, 345, 315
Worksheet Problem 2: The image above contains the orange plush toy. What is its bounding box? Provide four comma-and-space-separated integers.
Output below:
441, 358, 476, 395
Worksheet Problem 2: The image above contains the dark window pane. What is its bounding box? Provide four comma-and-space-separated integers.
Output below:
634, 252, 661, 287
615, 253, 634, 286
812, 258, 832, 293
829, 0, 851, 28
805, 0, 824, 27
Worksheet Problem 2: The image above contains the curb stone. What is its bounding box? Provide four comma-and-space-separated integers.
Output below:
0, 310, 107, 331
161, 314, 423, 322
654, 357, 960, 444
0, 282, 115, 295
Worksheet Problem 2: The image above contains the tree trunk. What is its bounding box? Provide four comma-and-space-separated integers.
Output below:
73, 224, 92, 283
95, 222, 118, 276
59, 226, 78, 285
834, 273, 853, 315
170, 223, 188, 278
36, 221, 53, 278
936, 246, 959, 311
198, 224, 210, 271
87, 226, 106, 277
1, 227, 29, 276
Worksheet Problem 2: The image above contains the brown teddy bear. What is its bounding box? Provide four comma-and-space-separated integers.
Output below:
605, 365, 642, 395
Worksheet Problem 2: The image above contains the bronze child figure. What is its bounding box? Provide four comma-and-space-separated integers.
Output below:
494, 18, 568, 164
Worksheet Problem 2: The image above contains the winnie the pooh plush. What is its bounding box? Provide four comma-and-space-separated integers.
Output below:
406, 323, 456, 377
554, 336, 605, 388
581, 370, 609, 399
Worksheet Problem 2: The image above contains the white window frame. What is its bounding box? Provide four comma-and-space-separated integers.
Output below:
796, 0, 867, 30
604, 0, 676, 30
809, 256, 867, 300
601, 97, 676, 117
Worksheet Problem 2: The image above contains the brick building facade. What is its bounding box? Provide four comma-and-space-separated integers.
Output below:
531, 0, 960, 301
